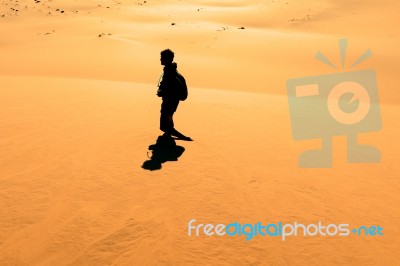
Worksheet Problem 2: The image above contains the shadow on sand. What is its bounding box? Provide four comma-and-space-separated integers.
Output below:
142, 135, 185, 171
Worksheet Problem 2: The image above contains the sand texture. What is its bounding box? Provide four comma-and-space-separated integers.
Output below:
1, 0, 399, 265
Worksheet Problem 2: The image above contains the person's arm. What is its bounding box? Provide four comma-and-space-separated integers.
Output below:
157, 73, 165, 97
158, 71, 174, 97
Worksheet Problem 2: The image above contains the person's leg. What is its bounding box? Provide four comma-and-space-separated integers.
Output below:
160, 112, 173, 135
168, 100, 192, 140
169, 100, 178, 131
160, 99, 178, 134
170, 112, 175, 130
160, 99, 172, 134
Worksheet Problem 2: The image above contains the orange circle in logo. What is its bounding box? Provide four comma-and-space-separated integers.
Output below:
327, 81, 370, 124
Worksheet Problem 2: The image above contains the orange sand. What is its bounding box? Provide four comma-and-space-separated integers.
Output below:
1, 0, 399, 265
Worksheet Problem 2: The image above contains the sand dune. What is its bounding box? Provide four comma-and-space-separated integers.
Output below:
1, 75, 399, 265
1, 0, 400, 265
1, 0, 399, 101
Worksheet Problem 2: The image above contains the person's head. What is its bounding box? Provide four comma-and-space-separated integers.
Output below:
160, 49, 174, 65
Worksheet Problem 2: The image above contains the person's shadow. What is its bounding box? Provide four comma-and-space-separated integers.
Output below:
142, 135, 185, 171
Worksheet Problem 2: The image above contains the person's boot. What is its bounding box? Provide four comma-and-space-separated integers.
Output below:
171, 128, 192, 141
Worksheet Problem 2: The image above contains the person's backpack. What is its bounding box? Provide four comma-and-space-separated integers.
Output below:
175, 72, 188, 101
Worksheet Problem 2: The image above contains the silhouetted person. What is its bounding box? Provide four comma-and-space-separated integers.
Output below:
157, 49, 192, 141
